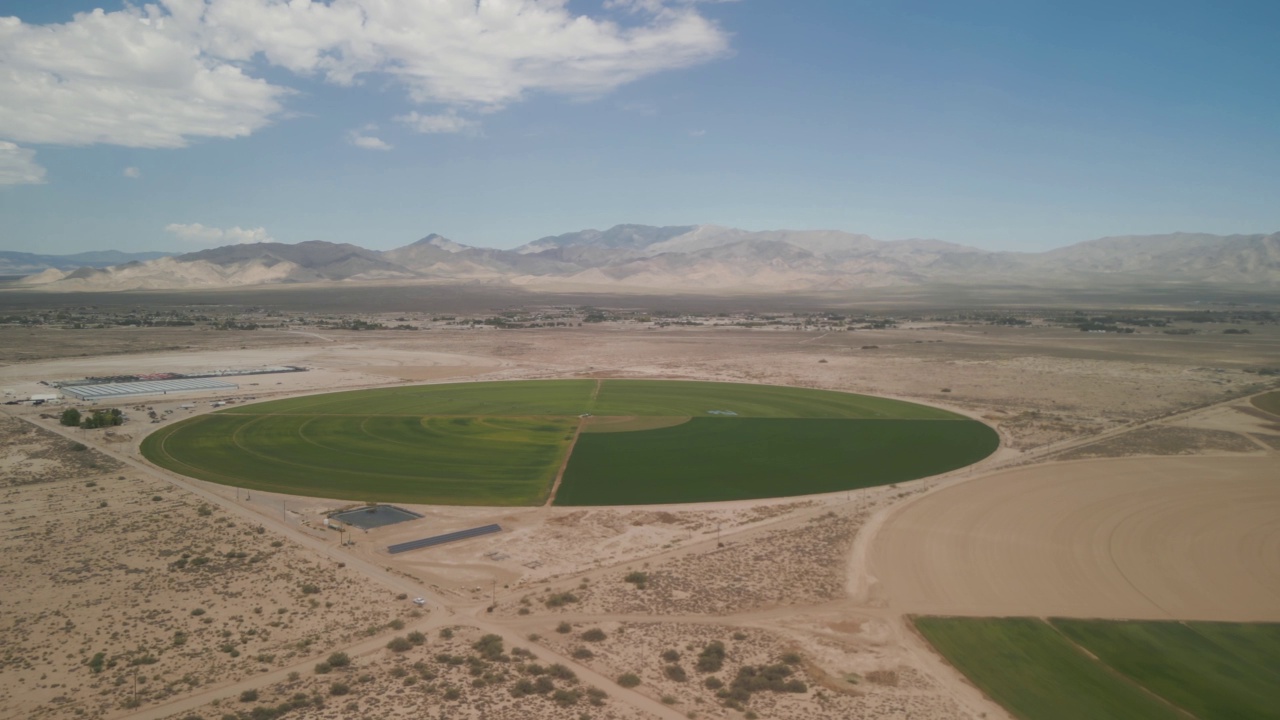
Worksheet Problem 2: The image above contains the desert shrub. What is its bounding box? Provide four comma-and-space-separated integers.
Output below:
556, 621, 573, 634
326, 652, 350, 668
548, 663, 577, 682
661, 694, 678, 704
704, 676, 723, 690
534, 676, 555, 694
510, 678, 537, 697
571, 647, 594, 660
552, 688, 581, 706
624, 570, 648, 588
580, 628, 606, 642
443, 687, 461, 700
86, 652, 106, 673
329, 682, 350, 696
313, 662, 331, 674
386, 637, 412, 652
725, 663, 807, 704
587, 686, 607, 705
239, 690, 259, 703
696, 641, 726, 673
780, 651, 802, 665
545, 591, 579, 608
661, 649, 680, 662
438, 628, 453, 639
473, 634, 504, 660
617, 673, 641, 688
406, 630, 426, 646
300, 584, 320, 595
664, 665, 688, 682
190, 608, 206, 616
388, 619, 405, 630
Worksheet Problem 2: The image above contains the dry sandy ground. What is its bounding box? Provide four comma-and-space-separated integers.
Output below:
0, 416, 412, 720
0, 319, 1277, 720
868, 454, 1280, 621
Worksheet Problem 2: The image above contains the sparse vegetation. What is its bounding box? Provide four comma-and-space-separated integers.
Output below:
545, 591, 579, 608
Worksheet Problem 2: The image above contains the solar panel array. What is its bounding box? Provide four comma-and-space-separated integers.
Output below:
387, 524, 502, 554
61, 378, 238, 400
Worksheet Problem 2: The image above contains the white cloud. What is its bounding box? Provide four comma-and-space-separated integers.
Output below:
395, 111, 479, 135
347, 125, 392, 150
350, 133, 392, 151
165, 222, 274, 245
123, 166, 142, 179
0, 7, 288, 148
688, 129, 707, 137
0, 141, 46, 185
0, 1, 730, 149
198, 0, 731, 108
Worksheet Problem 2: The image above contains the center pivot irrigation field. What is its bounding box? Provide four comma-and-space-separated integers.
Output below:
141, 380, 997, 506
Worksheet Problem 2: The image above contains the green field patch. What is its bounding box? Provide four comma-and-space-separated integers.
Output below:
554, 417, 997, 505
222, 379, 598, 417
143, 380, 995, 506
1051, 619, 1280, 720
142, 414, 575, 506
1252, 390, 1280, 417
580, 416, 691, 433
589, 379, 963, 419
913, 617, 1183, 720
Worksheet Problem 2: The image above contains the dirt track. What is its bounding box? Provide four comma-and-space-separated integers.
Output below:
869, 454, 1280, 621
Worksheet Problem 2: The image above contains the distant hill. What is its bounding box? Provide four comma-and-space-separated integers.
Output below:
11, 227, 1278, 292
0, 249, 170, 275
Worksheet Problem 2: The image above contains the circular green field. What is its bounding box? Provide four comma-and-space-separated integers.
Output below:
141, 379, 999, 506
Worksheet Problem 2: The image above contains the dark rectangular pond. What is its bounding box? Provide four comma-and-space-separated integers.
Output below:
330, 505, 423, 530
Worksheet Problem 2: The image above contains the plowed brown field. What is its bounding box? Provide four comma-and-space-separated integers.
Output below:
870, 455, 1280, 621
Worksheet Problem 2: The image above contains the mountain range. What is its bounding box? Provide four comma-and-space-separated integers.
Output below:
9, 226, 1279, 293
0, 250, 170, 275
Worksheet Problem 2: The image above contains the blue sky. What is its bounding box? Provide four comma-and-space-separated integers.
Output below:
1, 0, 1277, 255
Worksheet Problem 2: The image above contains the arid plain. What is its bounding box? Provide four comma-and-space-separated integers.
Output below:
1, 293, 1278, 720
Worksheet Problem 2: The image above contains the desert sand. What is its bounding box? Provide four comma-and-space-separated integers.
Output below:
1, 310, 1277, 720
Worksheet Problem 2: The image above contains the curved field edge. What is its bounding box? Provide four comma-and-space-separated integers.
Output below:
140, 380, 994, 506
554, 418, 998, 505
209, 379, 969, 420
1252, 390, 1280, 417
914, 616, 1280, 720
